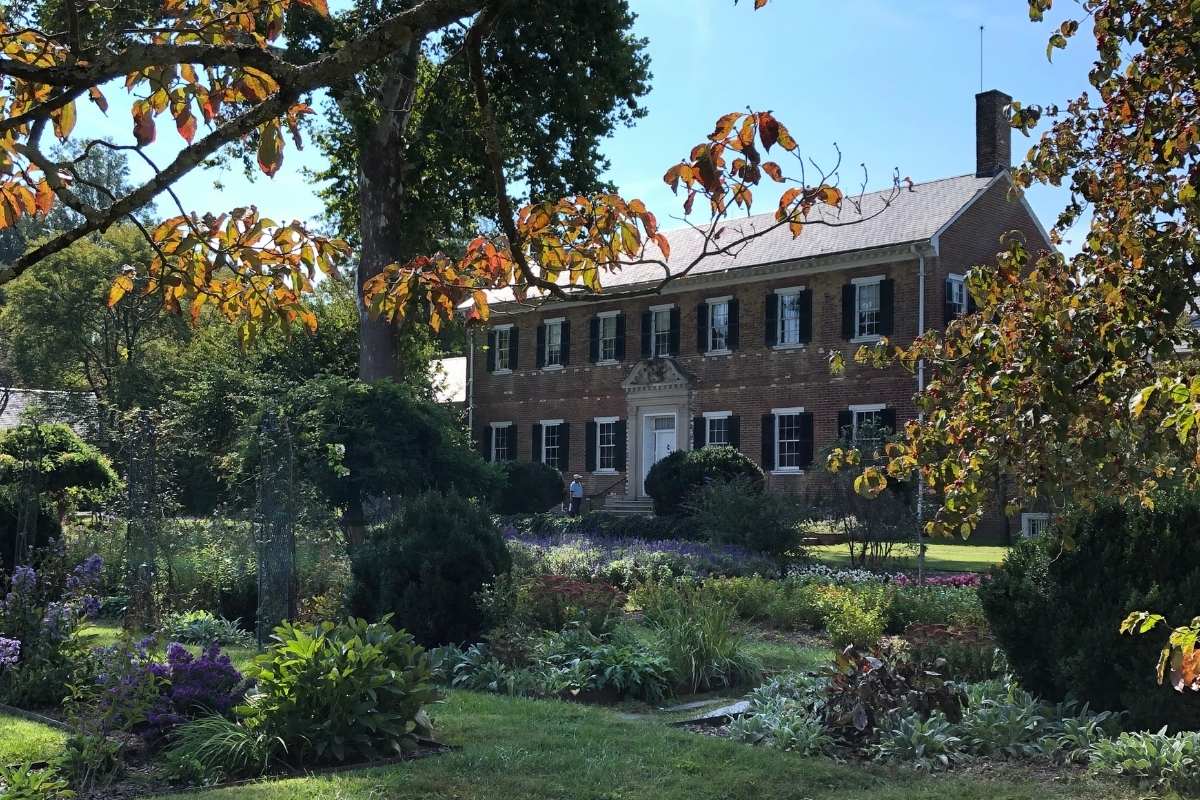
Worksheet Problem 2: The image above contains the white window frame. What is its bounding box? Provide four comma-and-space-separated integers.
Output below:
771, 406, 806, 474
774, 286, 807, 349
540, 419, 564, 468
851, 275, 884, 343
849, 402, 887, 452
542, 317, 565, 370
597, 311, 620, 364
492, 324, 514, 374
947, 273, 967, 318
594, 416, 619, 473
706, 296, 732, 354
703, 410, 732, 447
649, 303, 673, 357
1021, 512, 1051, 538
490, 421, 513, 463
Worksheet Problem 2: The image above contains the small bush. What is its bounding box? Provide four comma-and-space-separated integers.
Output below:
824, 598, 886, 650
164, 714, 282, 782
246, 617, 439, 765
492, 462, 564, 515
0, 762, 75, 800
351, 491, 511, 646
886, 586, 986, 633
686, 476, 804, 569
644, 446, 764, 516
872, 711, 964, 770
158, 611, 253, 648
729, 673, 831, 754
900, 624, 1000, 683
1089, 728, 1200, 794
980, 493, 1200, 729
519, 575, 626, 635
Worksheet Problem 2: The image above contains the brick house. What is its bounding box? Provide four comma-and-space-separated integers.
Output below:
465, 91, 1052, 536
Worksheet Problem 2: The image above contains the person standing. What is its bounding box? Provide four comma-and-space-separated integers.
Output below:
568, 474, 584, 517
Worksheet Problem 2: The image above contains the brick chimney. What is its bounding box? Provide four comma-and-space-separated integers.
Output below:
975, 89, 1012, 178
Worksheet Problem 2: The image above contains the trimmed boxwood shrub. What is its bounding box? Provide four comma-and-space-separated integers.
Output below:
350, 490, 512, 646
643, 446, 764, 516
492, 462, 564, 515
980, 493, 1200, 730
0, 487, 61, 573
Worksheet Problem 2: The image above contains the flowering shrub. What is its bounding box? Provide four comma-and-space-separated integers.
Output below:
0, 549, 102, 707
892, 572, 981, 588
521, 575, 626, 635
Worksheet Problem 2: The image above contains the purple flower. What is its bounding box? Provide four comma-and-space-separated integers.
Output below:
10, 565, 36, 595
81, 595, 101, 619
66, 555, 104, 592
41, 601, 76, 640
0, 637, 20, 668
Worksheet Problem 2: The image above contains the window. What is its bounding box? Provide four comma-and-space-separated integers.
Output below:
778, 290, 804, 345
651, 306, 672, 356
708, 298, 730, 352
855, 279, 881, 338
543, 318, 564, 368
596, 417, 618, 471
541, 420, 563, 468
598, 313, 619, 362
705, 411, 731, 447
494, 326, 512, 371
774, 407, 805, 471
1021, 512, 1051, 538
490, 422, 512, 462
947, 274, 967, 318
850, 403, 886, 454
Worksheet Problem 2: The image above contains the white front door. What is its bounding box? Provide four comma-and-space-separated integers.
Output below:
642, 414, 676, 495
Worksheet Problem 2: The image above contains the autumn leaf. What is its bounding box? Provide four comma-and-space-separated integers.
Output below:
761, 161, 784, 182
297, 0, 330, 16
51, 101, 76, 140
257, 120, 284, 177
88, 87, 108, 114
107, 272, 135, 307
757, 112, 779, 151
133, 106, 156, 147
34, 180, 53, 214
175, 109, 197, 144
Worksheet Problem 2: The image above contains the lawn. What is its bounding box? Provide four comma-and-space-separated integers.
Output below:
811, 542, 1008, 573
0, 713, 67, 765
79, 623, 260, 673
147, 691, 1132, 800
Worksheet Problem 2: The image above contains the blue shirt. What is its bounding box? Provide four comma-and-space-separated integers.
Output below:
569, 481, 584, 498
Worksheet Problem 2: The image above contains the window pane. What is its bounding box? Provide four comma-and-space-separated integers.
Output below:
496, 329, 510, 369
779, 293, 801, 344
653, 309, 671, 356
853, 410, 882, 454
707, 417, 728, 446
777, 413, 802, 468
856, 283, 880, 337
600, 316, 617, 361
950, 278, 966, 316
598, 421, 616, 470
709, 302, 729, 351
546, 322, 562, 365
543, 423, 560, 467
493, 426, 510, 461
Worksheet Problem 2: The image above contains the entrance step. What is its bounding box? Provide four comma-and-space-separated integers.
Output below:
600, 496, 655, 517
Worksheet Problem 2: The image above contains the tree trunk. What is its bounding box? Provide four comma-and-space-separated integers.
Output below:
354, 45, 420, 384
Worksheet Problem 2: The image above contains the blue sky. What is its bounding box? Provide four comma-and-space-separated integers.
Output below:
70, 1, 1095, 253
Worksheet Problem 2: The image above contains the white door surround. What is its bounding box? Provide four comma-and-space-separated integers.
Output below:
621, 358, 691, 499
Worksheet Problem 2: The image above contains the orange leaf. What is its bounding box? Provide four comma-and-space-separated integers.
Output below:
133, 107, 156, 147
818, 186, 843, 206
52, 101, 76, 140
88, 87, 108, 114
762, 162, 784, 182
297, 0, 330, 15
175, 109, 197, 144
34, 180, 53, 214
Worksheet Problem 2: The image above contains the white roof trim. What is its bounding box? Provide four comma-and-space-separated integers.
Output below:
849, 403, 887, 413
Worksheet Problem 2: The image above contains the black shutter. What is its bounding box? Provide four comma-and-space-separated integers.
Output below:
481, 426, 493, 459
799, 412, 814, 467
966, 286, 978, 314
669, 307, 681, 356
729, 416, 741, 450
696, 303, 709, 353
944, 278, 956, 326
727, 298, 740, 351
586, 420, 597, 472
558, 422, 570, 471
532, 423, 542, 463
509, 328, 519, 370
765, 293, 778, 346
839, 409, 853, 442
841, 284, 855, 339
693, 416, 705, 449
761, 414, 775, 471
486, 331, 497, 372
640, 310, 652, 358
536, 323, 546, 368
508, 425, 518, 462
589, 316, 600, 363
880, 408, 897, 436
879, 278, 895, 336
614, 420, 627, 471
798, 289, 813, 343
615, 313, 626, 361
560, 321, 571, 366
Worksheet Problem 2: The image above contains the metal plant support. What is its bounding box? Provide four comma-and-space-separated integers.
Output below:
254, 409, 297, 647
124, 411, 159, 631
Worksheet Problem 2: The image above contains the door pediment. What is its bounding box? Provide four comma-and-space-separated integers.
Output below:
622, 358, 690, 395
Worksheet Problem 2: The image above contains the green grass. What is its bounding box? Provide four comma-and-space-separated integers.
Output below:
79, 622, 260, 673
744, 637, 831, 674
149, 691, 1132, 800
0, 713, 67, 765
811, 543, 1008, 573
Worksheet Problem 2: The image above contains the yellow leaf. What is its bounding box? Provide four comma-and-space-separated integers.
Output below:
52, 101, 76, 140
107, 274, 134, 307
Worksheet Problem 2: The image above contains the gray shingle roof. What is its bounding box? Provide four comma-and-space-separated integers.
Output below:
484, 173, 994, 307
0, 388, 93, 431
